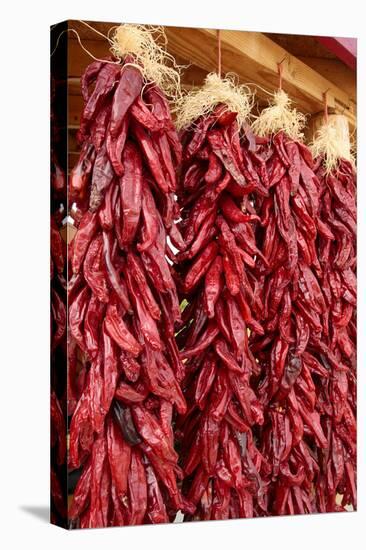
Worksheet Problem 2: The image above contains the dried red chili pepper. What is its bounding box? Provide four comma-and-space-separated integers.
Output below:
248, 130, 356, 516
312, 156, 357, 510
176, 108, 267, 521
68, 50, 185, 528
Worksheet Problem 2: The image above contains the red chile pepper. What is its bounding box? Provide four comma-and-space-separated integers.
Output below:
80, 64, 120, 135
80, 60, 104, 101
126, 449, 147, 524
84, 294, 105, 359
201, 412, 220, 474
241, 147, 269, 197
137, 180, 159, 252
90, 103, 111, 152
205, 152, 223, 184
107, 416, 131, 502
125, 269, 162, 351
88, 432, 108, 528
83, 235, 109, 303
169, 222, 187, 252
119, 350, 140, 383
90, 143, 114, 210
195, 353, 217, 409
203, 255, 223, 318
184, 241, 219, 292
181, 321, 219, 359
72, 211, 98, 274
102, 231, 131, 312
88, 355, 107, 434
98, 181, 118, 231
130, 95, 164, 131
106, 133, 123, 178
102, 322, 118, 412
184, 115, 214, 161
209, 370, 231, 422
208, 129, 247, 187
69, 286, 89, 352
216, 106, 238, 126
179, 211, 216, 261
219, 193, 260, 224
158, 133, 177, 191
126, 252, 160, 320
105, 299, 141, 357
120, 142, 143, 245
133, 122, 170, 193
222, 253, 240, 296
214, 338, 243, 373
145, 461, 169, 524
132, 405, 178, 464
114, 401, 142, 446
69, 380, 93, 469
285, 141, 301, 193
110, 65, 143, 138
115, 381, 149, 404
277, 353, 302, 400
69, 460, 91, 520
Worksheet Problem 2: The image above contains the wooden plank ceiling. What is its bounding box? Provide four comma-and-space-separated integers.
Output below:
64, 20, 356, 169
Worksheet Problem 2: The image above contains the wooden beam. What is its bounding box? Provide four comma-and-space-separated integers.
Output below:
264, 33, 335, 60
164, 27, 355, 129
65, 23, 356, 132
67, 38, 207, 90
68, 38, 108, 76
66, 19, 114, 41
68, 94, 84, 126
64, 22, 356, 123
316, 37, 357, 71
68, 77, 81, 96
297, 57, 356, 102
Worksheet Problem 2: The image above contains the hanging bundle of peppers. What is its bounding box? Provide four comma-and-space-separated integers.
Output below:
174, 73, 272, 520
60, 24, 357, 527
309, 115, 356, 510
67, 25, 192, 528
249, 88, 356, 514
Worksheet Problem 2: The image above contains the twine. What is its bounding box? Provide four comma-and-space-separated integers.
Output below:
217, 29, 222, 78
51, 21, 182, 100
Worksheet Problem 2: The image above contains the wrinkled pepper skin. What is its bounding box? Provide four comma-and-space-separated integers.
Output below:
176, 118, 356, 521
68, 57, 186, 528
249, 133, 356, 515
66, 51, 356, 526
176, 111, 268, 521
